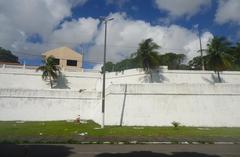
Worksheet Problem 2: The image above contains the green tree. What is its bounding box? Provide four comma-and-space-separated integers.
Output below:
188, 56, 208, 70
114, 58, 139, 72
131, 38, 160, 82
0, 47, 19, 63
36, 56, 60, 88
230, 42, 240, 70
103, 61, 115, 72
205, 36, 232, 82
132, 38, 160, 71
159, 53, 186, 70
102, 58, 142, 72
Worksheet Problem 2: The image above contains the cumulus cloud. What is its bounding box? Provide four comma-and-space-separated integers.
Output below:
184, 32, 213, 57
50, 17, 99, 47
0, 0, 213, 67
92, 64, 103, 71
0, 0, 81, 39
215, 0, 240, 25
68, 0, 88, 6
87, 13, 213, 63
0, 0, 94, 59
154, 0, 211, 19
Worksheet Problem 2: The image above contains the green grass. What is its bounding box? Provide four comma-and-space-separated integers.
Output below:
0, 121, 239, 143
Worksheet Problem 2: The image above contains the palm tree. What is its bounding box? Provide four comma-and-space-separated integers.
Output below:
132, 38, 160, 70
131, 38, 160, 82
205, 36, 232, 82
37, 56, 60, 88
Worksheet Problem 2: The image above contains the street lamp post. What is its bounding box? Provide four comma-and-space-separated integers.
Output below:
198, 29, 205, 71
195, 25, 205, 70
101, 17, 114, 128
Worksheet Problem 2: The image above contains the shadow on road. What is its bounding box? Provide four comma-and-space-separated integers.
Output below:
96, 151, 220, 157
0, 145, 223, 157
0, 144, 74, 157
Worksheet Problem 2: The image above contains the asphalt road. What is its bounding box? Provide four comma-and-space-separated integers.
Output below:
0, 144, 239, 157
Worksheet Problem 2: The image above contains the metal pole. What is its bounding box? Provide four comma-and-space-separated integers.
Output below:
101, 20, 107, 128
198, 28, 205, 70
101, 17, 113, 128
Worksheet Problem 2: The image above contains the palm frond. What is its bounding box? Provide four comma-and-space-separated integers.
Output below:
36, 66, 46, 72
37, 56, 61, 87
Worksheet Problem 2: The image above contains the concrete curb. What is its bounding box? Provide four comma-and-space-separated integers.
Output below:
1, 140, 238, 145
75, 141, 238, 145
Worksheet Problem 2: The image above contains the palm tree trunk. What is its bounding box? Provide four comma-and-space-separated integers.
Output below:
48, 72, 53, 88
50, 77, 53, 88
149, 69, 153, 83
217, 71, 221, 83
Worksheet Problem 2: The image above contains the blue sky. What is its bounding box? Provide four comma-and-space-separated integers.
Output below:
72, 0, 239, 40
0, 0, 240, 69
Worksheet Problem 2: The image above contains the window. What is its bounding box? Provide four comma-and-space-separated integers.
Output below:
67, 60, 77, 66
53, 58, 60, 65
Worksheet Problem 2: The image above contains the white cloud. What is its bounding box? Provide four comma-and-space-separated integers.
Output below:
154, 0, 211, 18
50, 17, 99, 47
0, 0, 78, 39
87, 13, 213, 63
0, 0, 213, 66
92, 64, 103, 71
0, 0, 93, 59
215, 0, 240, 25
184, 32, 213, 58
68, 0, 88, 6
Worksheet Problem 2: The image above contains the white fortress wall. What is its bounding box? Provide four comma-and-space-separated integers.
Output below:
0, 66, 101, 91
1, 83, 239, 126
1, 66, 240, 127
2, 65, 240, 91
0, 89, 102, 123
104, 67, 240, 87
105, 84, 240, 127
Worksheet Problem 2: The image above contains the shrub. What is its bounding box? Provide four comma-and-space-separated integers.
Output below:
171, 121, 180, 128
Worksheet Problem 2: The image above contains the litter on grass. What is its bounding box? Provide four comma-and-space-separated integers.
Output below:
16, 121, 25, 124
80, 120, 88, 124
66, 119, 74, 123
78, 132, 88, 136
133, 127, 144, 129
197, 128, 210, 130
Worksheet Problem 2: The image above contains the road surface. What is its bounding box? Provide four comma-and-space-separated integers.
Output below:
0, 144, 239, 157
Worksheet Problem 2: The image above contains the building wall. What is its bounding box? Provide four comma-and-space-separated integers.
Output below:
43, 47, 83, 70
2, 66, 240, 91
104, 84, 240, 127
0, 67, 101, 91
60, 59, 67, 69
1, 66, 240, 127
0, 89, 101, 123
1, 84, 240, 127
59, 59, 82, 70
104, 67, 240, 86
42, 47, 82, 71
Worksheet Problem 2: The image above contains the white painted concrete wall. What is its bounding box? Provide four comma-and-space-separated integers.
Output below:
104, 68, 240, 88
105, 84, 240, 127
0, 68, 101, 91
1, 66, 240, 127
1, 84, 240, 127
2, 66, 240, 92
0, 89, 102, 123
